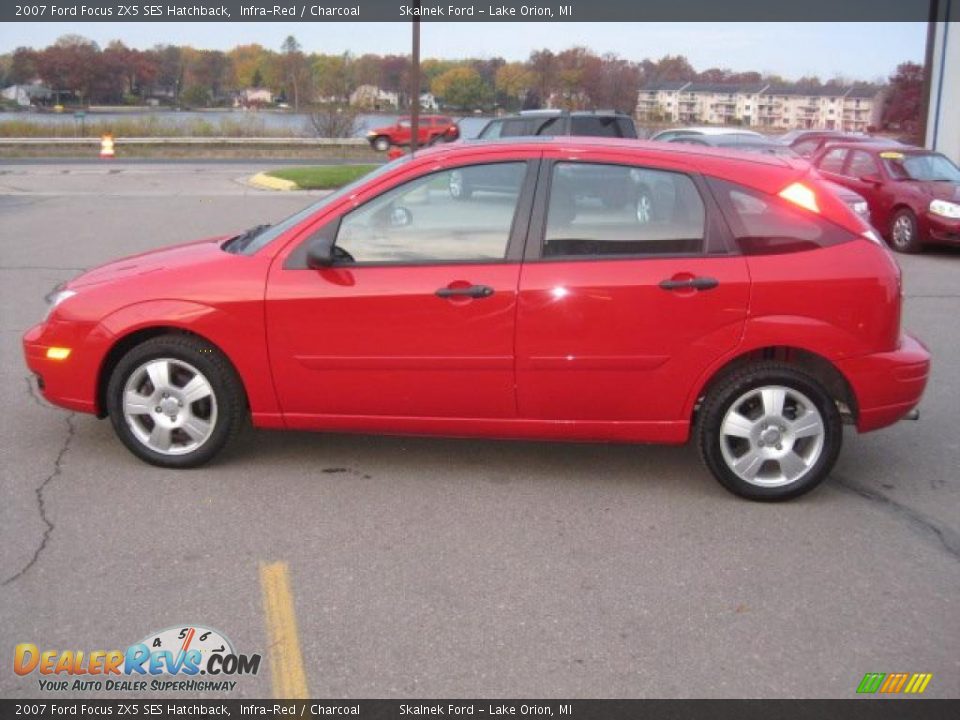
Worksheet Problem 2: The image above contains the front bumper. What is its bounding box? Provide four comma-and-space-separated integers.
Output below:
926, 212, 960, 245
23, 319, 110, 415
837, 333, 931, 432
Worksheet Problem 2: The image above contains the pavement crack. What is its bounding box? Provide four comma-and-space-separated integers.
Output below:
2, 413, 76, 586
833, 474, 960, 562
24, 375, 50, 409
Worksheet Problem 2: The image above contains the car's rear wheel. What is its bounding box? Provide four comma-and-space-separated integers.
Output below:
106, 335, 245, 468
371, 136, 390, 152
448, 170, 473, 200
889, 208, 922, 253
697, 362, 842, 501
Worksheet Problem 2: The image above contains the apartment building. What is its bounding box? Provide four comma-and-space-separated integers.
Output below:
636, 82, 883, 131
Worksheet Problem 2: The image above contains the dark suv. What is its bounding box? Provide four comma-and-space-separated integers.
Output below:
477, 110, 638, 140
460, 111, 640, 207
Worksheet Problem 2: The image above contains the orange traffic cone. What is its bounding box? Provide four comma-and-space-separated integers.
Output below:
100, 133, 115, 159
386, 146, 404, 160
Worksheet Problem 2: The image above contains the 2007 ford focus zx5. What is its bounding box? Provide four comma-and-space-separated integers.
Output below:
23, 137, 930, 501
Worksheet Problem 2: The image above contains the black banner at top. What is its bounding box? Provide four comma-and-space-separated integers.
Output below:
0, 0, 941, 23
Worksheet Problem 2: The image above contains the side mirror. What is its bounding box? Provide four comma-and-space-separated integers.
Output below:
306, 235, 335, 268
860, 174, 883, 186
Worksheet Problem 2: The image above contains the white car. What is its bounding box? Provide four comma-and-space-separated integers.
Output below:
650, 127, 765, 142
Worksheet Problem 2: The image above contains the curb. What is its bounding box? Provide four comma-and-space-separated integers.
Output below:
249, 172, 298, 191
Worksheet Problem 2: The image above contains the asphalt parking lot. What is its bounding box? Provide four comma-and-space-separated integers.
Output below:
1, 161, 957, 699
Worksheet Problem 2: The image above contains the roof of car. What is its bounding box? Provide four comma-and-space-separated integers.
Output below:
428, 135, 797, 167
821, 141, 922, 154
509, 109, 632, 118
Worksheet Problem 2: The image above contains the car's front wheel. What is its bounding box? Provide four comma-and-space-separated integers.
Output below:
696, 362, 842, 501
889, 208, 922, 253
106, 335, 245, 468
371, 135, 391, 152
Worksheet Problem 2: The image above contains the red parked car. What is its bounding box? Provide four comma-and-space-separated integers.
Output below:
813, 142, 960, 252
23, 138, 929, 501
366, 115, 459, 151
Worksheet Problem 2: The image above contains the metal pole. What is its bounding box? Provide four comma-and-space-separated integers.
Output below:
410, 3, 421, 155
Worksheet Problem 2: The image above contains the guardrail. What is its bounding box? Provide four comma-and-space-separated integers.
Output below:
0, 137, 369, 145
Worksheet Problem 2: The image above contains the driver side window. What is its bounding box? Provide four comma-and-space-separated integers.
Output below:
335, 163, 527, 264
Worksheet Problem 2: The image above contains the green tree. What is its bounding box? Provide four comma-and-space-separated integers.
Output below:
431, 66, 489, 110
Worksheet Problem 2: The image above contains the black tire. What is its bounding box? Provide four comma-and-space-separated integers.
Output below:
106, 334, 245, 468
888, 208, 922, 253
371, 136, 391, 152
696, 362, 843, 501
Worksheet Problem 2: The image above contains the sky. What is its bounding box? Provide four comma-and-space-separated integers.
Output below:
1, 22, 926, 82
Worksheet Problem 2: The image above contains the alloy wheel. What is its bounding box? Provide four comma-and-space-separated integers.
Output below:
122, 358, 218, 456
718, 385, 826, 488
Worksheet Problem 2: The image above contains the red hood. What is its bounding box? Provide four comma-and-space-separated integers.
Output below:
67, 236, 228, 289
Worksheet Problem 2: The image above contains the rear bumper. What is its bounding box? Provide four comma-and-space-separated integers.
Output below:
837, 333, 931, 432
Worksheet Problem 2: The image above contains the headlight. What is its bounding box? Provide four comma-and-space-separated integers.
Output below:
852, 201, 869, 218
44, 289, 76, 321
929, 199, 960, 219
862, 229, 884, 247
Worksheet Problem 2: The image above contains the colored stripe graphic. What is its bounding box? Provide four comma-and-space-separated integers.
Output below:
857, 673, 885, 693
857, 672, 932, 694
259, 561, 309, 699
904, 673, 933, 694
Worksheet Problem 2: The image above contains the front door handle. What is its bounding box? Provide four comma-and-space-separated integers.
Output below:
658, 276, 719, 291
435, 284, 495, 299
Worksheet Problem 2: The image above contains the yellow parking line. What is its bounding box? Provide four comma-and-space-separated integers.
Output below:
259, 561, 309, 699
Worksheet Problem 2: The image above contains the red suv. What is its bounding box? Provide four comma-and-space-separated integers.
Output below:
366, 115, 459, 151
23, 138, 929, 501
812, 142, 960, 252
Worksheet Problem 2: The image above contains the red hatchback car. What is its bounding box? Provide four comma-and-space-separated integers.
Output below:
23, 138, 930, 501
366, 115, 460, 151
813, 142, 960, 252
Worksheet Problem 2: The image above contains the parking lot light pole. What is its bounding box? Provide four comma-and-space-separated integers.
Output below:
410, 3, 421, 155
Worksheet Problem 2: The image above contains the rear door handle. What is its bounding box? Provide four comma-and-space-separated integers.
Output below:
435, 284, 495, 299
658, 276, 719, 291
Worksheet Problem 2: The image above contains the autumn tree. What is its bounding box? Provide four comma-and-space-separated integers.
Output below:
278, 35, 311, 110
882, 61, 924, 131
8, 47, 39, 85
314, 53, 352, 103
229, 44, 272, 88
431, 66, 489, 110
495, 62, 535, 102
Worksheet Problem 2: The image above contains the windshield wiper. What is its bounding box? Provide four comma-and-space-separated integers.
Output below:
224, 224, 271, 253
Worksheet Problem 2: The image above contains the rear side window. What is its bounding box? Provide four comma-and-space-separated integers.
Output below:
616, 118, 638, 139
542, 162, 706, 258
818, 148, 848, 173
570, 116, 625, 138
479, 121, 504, 139
501, 119, 534, 137
709, 178, 854, 255
847, 150, 880, 178
791, 138, 820, 157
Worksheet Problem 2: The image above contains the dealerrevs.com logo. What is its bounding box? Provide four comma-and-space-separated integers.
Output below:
14, 625, 261, 693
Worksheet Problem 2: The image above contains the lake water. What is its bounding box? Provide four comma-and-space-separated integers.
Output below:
0, 110, 493, 139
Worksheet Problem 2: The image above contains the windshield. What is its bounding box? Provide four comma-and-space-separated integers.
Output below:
228, 157, 409, 255
883, 153, 960, 182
